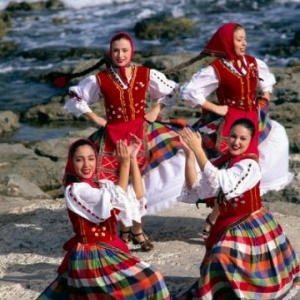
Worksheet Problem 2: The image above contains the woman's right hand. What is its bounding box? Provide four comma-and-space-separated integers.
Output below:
93, 115, 107, 127
214, 105, 228, 116
84, 112, 107, 127
115, 140, 130, 164
201, 101, 228, 116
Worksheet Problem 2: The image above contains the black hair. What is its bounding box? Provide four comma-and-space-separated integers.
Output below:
230, 118, 256, 138
70, 139, 96, 158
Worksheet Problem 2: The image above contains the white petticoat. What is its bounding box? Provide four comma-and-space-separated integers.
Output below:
259, 119, 294, 195
143, 150, 186, 214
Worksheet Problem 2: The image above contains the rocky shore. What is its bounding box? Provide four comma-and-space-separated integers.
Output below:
1, 52, 300, 204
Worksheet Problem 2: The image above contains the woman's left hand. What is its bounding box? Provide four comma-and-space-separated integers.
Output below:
145, 103, 164, 123
145, 110, 159, 123
128, 133, 142, 158
180, 127, 202, 153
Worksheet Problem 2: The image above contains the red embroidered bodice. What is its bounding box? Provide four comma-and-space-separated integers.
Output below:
218, 182, 262, 217
67, 209, 117, 244
211, 55, 259, 111
96, 66, 150, 124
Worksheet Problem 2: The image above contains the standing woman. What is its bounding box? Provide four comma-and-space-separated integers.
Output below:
179, 22, 293, 238
177, 119, 300, 300
64, 32, 187, 247
37, 137, 170, 300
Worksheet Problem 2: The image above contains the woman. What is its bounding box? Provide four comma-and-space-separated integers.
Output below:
176, 118, 300, 300
64, 32, 187, 245
179, 22, 293, 238
37, 137, 170, 300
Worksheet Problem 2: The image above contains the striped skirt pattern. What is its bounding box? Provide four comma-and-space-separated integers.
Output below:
37, 242, 170, 300
175, 208, 300, 300
144, 119, 186, 173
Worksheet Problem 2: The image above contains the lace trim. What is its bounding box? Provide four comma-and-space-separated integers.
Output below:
222, 59, 242, 75
108, 64, 134, 89
177, 173, 201, 204
203, 161, 219, 191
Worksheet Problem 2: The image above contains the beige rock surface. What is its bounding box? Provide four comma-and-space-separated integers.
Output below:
0, 199, 300, 299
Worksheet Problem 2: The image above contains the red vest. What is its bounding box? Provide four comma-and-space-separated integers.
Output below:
96, 66, 150, 124
94, 66, 150, 182
67, 209, 117, 244
218, 182, 262, 217
211, 55, 258, 111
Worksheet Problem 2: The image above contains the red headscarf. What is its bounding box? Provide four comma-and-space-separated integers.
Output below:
62, 139, 99, 188
201, 22, 247, 72
109, 31, 135, 85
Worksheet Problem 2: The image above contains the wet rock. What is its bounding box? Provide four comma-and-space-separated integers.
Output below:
0, 40, 18, 57
0, 11, 11, 38
1, 174, 51, 199
4, 0, 64, 12
134, 14, 197, 41
0, 111, 20, 134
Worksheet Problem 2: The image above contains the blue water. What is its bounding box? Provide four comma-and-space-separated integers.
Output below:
0, 0, 299, 140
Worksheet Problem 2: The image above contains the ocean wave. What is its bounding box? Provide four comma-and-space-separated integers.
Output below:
0, 63, 54, 74
0, 0, 136, 10
1, 0, 300, 11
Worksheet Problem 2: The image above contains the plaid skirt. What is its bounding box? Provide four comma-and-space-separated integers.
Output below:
37, 242, 170, 300
175, 208, 300, 300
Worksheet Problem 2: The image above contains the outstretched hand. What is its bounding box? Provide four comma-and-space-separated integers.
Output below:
180, 127, 202, 153
128, 133, 142, 158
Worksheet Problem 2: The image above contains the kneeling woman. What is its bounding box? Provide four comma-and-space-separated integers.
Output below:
177, 118, 300, 300
37, 136, 170, 300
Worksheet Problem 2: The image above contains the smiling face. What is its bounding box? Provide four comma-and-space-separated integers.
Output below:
72, 144, 96, 180
110, 38, 132, 67
233, 27, 247, 57
228, 124, 252, 156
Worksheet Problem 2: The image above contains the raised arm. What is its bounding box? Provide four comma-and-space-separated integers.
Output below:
180, 127, 208, 172
115, 140, 130, 191
127, 133, 144, 199
180, 134, 198, 190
